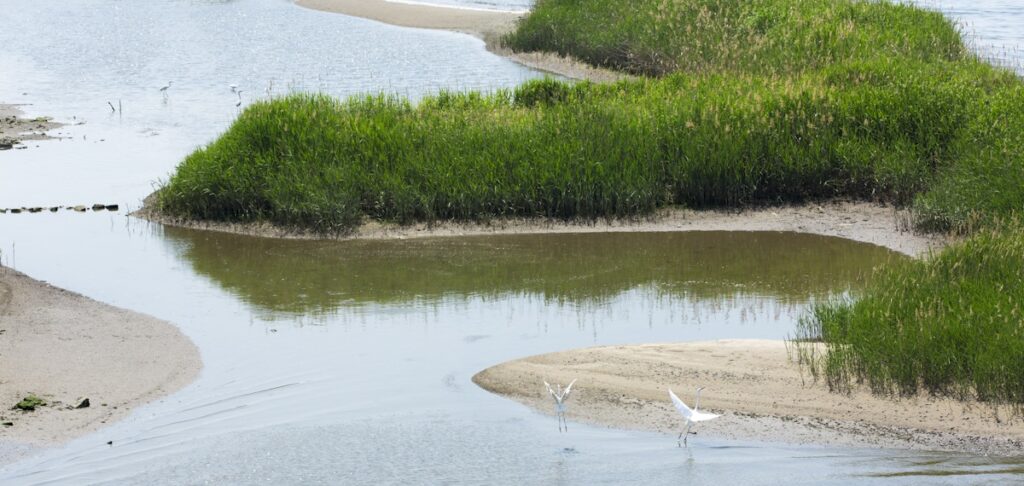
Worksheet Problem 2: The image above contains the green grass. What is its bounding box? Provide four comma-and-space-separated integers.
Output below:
797, 225, 1024, 406
504, 0, 967, 76
156, 0, 1024, 403
157, 61, 1019, 233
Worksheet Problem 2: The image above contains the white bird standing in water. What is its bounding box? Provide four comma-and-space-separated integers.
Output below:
544, 379, 577, 432
669, 387, 719, 447
159, 81, 172, 98
229, 84, 239, 93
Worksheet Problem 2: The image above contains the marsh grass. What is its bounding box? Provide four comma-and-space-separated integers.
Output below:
796, 225, 1024, 407
157, 61, 1019, 233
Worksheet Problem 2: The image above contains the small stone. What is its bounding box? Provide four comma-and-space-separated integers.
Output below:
73, 205, 86, 212
49, 207, 59, 212
2, 422, 12, 427
91, 204, 106, 211
75, 398, 90, 409
10, 208, 22, 214
105, 204, 119, 212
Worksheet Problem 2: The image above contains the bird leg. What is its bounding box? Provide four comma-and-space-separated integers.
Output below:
681, 422, 693, 447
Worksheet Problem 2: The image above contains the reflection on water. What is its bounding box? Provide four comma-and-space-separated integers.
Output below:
166, 228, 899, 317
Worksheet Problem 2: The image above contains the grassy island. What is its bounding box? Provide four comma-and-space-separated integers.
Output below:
155, 1, 1024, 405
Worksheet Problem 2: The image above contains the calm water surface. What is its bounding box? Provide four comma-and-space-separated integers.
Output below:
1, 0, 1023, 484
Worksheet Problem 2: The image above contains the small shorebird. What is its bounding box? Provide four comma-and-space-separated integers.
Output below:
544, 379, 577, 432
669, 387, 719, 447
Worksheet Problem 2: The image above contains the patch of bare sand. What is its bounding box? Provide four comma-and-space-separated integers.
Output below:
473, 340, 1024, 455
294, 0, 629, 82
138, 200, 946, 258
0, 267, 200, 466
0, 104, 62, 150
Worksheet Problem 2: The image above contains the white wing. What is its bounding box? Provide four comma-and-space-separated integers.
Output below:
668, 389, 694, 420
562, 379, 578, 400
691, 410, 720, 422
544, 381, 557, 400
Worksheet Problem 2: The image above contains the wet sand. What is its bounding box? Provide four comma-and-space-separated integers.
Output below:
140, 200, 946, 258
294, 0, 629, 82
0, 104, 62, 151
473, 340, 1024, 455
0, 267, 200, 466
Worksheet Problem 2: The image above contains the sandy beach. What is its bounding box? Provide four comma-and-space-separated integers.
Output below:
140, 199, 945, 258
295, 0, 629, 82
473, 340, 1024, 455
0, 267, 200, 466
0, 104, 62, 151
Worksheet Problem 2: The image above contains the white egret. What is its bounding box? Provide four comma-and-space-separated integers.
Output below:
229, 84, 239, 93
544, 379, 577, 432
669, 387, 719, 447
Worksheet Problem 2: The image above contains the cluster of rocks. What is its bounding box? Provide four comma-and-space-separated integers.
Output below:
2, 204, 119, 214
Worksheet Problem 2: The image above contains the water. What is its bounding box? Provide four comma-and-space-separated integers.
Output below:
916, 0, 1024, 72
1, 0, 1023, 484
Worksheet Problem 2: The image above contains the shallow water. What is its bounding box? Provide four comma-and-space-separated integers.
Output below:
1, 0, 1023, 484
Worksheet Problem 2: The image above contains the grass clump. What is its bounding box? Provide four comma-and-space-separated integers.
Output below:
798, 225, 1024, 406
157, 62, 1018, 233
504, 0, 967, 76
15, 394, 45, 411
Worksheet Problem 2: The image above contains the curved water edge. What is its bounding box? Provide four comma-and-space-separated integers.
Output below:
1, 0, 1023, 483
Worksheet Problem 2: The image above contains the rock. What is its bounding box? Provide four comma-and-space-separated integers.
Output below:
105, 204, 119, 212
91, 204, 106, 211
75, 398, 90, 409
73, 205, 86, 212
10, 208, 22, 214
2, 422, 12, 427
49, 207, 59, 212
28, 207, 42, 213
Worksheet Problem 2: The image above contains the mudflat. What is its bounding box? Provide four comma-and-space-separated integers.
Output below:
473, 340, 1024, 455
0, 268, 200, 466
141, 200, 946, 258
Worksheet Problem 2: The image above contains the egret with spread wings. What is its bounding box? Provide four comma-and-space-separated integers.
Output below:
544, 379, 577, 432
669, 387, 719, 447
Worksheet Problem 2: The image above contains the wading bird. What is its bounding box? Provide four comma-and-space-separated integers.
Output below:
159, 81, 172, 98
669, 387, 719, 447
544, 379, 577, 432
229, 84, 238, 93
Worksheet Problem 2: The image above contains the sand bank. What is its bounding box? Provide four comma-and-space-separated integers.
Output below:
0, 268, 200, 466
294, 0, 629, 82
473, 340, 1024, 455
0, 104, 62, 151
140, 200, 945, 258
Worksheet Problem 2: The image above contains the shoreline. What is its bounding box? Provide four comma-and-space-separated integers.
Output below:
294, 0, 629, 82
0, 267, 201, 466
137, 200, 946, 258
472, 340, 1024, 456
0, 104, 62, 151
